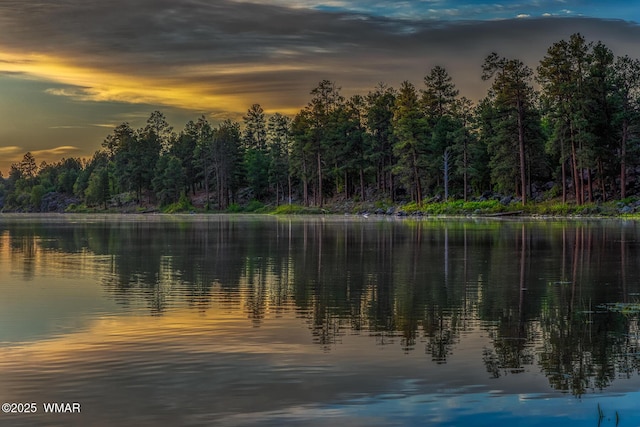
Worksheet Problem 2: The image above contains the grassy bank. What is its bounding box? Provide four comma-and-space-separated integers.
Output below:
245, 198, 640, 217
62, 195, 640, 218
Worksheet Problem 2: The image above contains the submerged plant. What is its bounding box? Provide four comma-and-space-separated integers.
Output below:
597, 403, 621, 427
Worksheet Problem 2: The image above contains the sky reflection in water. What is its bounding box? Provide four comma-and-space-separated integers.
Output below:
0, 214, 639, 426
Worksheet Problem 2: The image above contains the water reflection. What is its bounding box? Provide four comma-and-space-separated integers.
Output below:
1, 215, 640, 403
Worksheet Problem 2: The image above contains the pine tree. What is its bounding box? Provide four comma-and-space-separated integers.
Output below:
483, 53, 536, 205
392, 81, 428, 204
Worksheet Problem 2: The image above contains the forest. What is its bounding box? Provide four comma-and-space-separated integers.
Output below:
1, 33, 640, 213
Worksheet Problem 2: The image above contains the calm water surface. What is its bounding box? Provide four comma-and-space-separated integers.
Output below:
1, 214, 640, 426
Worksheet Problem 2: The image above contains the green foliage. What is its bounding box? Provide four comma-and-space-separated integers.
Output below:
374, 199, 393, 209
482, 53, 540, 204
521, 201, 621, 216
524, 201, 571, 215
162, 192, 194, 213
620, 196, 638, 205
64, 203, 89, 213
226, 203, 243, 213
30, 184, 46, 211
271, 204, 324, 215
401, 200, 505, 215
153, 155, 185, 206
110, 119, 160, 202
85, 167, 110, 208
244, 148, 270, 199
267, 112, 292, 204
224, 200, 267, 213
246, 199, 266, 212
365, 83, 396, 200
392, 81, 428, 204
212, 119, 243, 210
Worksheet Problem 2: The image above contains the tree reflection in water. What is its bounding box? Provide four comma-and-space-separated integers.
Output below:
2, 216, 640, 396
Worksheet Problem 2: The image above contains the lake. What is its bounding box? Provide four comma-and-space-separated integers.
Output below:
1, 214, 639, 426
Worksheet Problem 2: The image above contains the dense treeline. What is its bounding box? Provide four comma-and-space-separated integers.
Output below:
1, 33, 640, 212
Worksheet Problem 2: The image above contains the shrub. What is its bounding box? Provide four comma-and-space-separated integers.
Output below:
163, 192, 194, 213
245, 200, 266, 212
226, 203, 243, 213
271, 204, 324, 215
65, 203, 89, 213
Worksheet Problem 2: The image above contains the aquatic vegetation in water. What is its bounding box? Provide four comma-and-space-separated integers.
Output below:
598, 302, 640, 315
597, 403, 620, 427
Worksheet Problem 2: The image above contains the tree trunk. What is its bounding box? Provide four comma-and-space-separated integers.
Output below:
412, 149, 422, 205
303, 157, 309, 206
443, 149, 450, 201
597, 159, 606, 201
360, 167, 365, 202
463, 139, 468, 202
587, 168, 593, 203
203, 160, 210, 211
561, 148, 566, 203
621, 118, 628, 199
389, 173, 395, 202
317, 150, 323, 207
570, 123, 581, 204
517, 99, 527, 206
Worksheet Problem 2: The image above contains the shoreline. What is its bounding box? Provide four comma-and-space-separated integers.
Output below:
2, 206, 639, 220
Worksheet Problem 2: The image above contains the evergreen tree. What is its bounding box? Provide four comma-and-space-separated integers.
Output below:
193, 116, 214, 210
483, 53, 537, 205
307, 80, 344, 206
365, 83, 396, 199
345, 95, 369, 201
243, 104, 269, 200
109, 123, 150, 201
146, 110, 174, 154
19, 152, 38, 181
538, 34, 593, 204
85, 167, 110, 208
584, 42, 615, 201
422, 65, 459, 120
152, 155, 185, 206
392, 81, 428, 204
290, 109, 314, 206
422, 66, 459, 198
450, 97, 477, 201
75, 151, 109, 203
212, 119, 242, 209
170, 121, 199, 195
611, 55, 640, 199
267, 113, 292, 205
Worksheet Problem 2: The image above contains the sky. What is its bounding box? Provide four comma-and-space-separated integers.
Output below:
1, 0, 640, 175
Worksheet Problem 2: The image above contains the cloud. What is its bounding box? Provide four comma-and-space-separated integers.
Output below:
23, 146, 84, 165
91, 123, 120, 128
0, 147, 28, 170
48, 126, 86, 129
45, 87, 93, 100
0, 146, 22, 155
0, 0, 639, 117
1, 146, 83, 170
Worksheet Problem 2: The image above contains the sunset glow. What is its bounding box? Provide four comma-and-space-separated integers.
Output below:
1, 1, 640, 173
